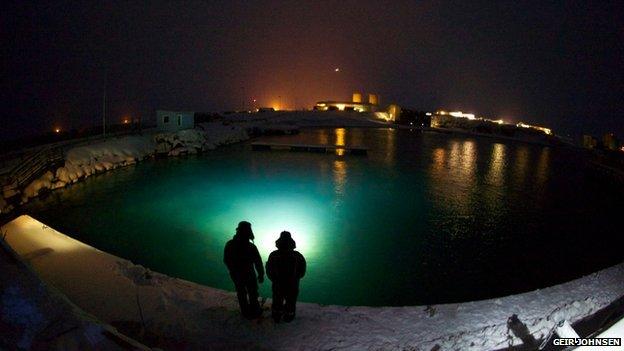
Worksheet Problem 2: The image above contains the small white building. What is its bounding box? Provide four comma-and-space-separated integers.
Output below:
156, 110, 194, 132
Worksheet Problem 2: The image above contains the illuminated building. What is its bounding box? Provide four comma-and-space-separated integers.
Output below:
315, 92, 380, 112
352, 92, 362, 103
386, 104, 401, 122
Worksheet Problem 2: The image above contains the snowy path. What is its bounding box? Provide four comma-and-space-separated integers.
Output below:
2, 215, 623, 350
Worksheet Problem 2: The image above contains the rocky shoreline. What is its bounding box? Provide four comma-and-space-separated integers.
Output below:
1, 122, 249, 215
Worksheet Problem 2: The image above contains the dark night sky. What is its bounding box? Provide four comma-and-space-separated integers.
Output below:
2, 1, 623, 141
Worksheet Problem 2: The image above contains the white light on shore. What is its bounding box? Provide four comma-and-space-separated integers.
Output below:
449, 111, 476, 120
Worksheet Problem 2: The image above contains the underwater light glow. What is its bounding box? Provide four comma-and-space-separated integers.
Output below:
221, 195, 325, 259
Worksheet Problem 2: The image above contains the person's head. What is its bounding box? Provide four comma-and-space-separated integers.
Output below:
275, 231, 296, 250
235, 221, 254, 241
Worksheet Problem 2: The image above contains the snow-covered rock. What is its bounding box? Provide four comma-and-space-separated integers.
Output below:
2, 187, 19, 199
155, 124, 249, 155
51, 136, 156, 187
22, 171, 54, 201
65, 136, 154, 167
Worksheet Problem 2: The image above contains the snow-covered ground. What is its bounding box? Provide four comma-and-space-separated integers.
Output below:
0, 227, 151, 350
2, 215, 623, 350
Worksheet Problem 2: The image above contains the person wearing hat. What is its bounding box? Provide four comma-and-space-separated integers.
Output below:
223, 221, 265, 319
266, 231, 306, 323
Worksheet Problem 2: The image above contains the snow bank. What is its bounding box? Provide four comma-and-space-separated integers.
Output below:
64, 136, 154, 169
2, 215, 623, 351
8, 124, 249, 208
15, 136, 155, 205
0, 235, 150, 350
21, 171, 54, 201
154, 124, 249, 156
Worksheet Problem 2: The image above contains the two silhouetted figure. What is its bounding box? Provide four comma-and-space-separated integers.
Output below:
223, 222, 306, 322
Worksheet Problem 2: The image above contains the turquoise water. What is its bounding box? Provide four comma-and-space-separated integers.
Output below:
25, 128, 624, 306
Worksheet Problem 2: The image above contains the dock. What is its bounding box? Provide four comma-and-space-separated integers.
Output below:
251, 142, 368, 155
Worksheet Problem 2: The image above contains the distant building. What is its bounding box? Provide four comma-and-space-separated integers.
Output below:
582, 135, 598, 149
314, 92, 380, 112
156, 110, 194, 132
603, 133, 619, 151
386, 104, 401, 122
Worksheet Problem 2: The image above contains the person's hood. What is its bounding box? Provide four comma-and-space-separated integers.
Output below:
276, 231, 296, 250
235, 221, 254, 241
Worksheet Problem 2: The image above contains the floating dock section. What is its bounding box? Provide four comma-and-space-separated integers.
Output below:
251, 142, 367, 155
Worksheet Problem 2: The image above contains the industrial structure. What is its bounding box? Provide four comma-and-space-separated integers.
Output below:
314, 92, 380, 113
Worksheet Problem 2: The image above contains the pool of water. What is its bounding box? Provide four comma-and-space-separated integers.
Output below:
24, 128, 624, 306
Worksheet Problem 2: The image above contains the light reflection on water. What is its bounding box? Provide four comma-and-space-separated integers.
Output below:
23, 128, 624, 306
332, 159, 347, 200
487, 143, 506, 187
513, 146, 531, 186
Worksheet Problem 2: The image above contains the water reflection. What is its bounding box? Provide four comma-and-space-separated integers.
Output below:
332, 159, 347, 200
486, 143, 507, 187
335, 128, 345, 146
513, 146, 530, 185
332, 128, 347, 156
461, 141, 477, 181
428, 139, 480, 227
447, 140, 477, 186
481, 143, 508, 220
383, 129, 396, 166
432, 147, 446, 174
535, 147, 550, 187
350, 128, 364, 147
318, 129, 329, 145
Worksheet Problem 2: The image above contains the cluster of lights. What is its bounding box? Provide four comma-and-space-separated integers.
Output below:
434, 109, 553, 135
315, 102, 366, 112
436, 110, 477, 120
374, 112, 392, 121
517, 122, 552, 135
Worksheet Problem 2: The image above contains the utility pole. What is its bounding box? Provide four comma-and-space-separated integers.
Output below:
241, 86, 245, 111
102, 70, 107, 137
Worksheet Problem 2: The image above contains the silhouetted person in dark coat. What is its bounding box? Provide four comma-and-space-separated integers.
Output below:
266, 231, 306, 323
224, 221, 264, 319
